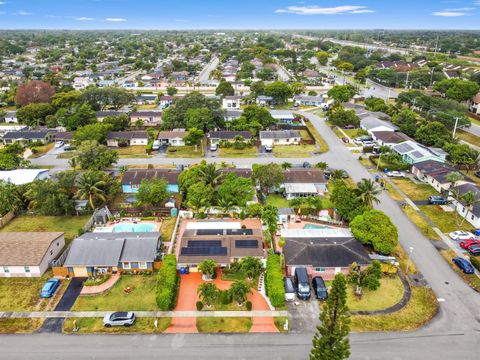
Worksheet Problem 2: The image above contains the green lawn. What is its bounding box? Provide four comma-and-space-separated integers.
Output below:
196, 317, 252, 333
72, 275, 158, 311
305, 121, 329, 152
31, 143, 54, 157
160, 217, 177, 242
402, 206, 442, 241
218, 146, 258, 158
167, 145, 204, 158
272, 144, 316, 158
0, 215, 90, 243
392, 178, 439, 201
266, 194, 290, 208
419, 205, 471, 233
116, 146, 148, 156
346, 276, 404, 312
343, 129, 367, 139
384, 182, 403, 201
63, 317, 171, 334
0, 319, 44, 333
57, 151, 75, 159
274, 316, 290, 332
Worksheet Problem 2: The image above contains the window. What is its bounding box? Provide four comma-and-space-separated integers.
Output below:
24, 266, 30, 273
315, 267, 325, 272
139, 262, 147, 269
3, 266, 9, 273
122, 262, 131, 270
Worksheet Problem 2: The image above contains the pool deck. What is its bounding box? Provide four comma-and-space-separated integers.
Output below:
94, 219, 162, 233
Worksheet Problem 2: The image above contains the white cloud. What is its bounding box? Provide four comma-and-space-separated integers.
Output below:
175, 19, 188, 22
75, 17, 94, 21
432, 11, 467, 16
105, 17, 126, 22
16, 10, 32, 16
275, 5, 374, 15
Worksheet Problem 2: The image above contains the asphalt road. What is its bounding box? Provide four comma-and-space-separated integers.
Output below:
464, 122, 480, 137
197, 56, 219, 83
20, 110, 480, 358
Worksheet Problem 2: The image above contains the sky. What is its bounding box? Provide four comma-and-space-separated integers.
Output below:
0, 0, 479, 30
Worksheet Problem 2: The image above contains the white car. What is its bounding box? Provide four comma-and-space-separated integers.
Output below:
103, 312, 136, 327
449, 231, 475, 241
386, 171, 406, 178
152, 140, 160, 151
54, 141, 64, 148
210, 143, 218, 151
264, 145, 272, 152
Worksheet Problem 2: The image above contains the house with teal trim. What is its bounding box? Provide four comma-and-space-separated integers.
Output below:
392, 141, 446, 165
121, 169, 180, 193
63, 232, 161, 277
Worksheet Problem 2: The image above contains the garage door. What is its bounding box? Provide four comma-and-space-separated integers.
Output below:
73, 267, 88, 277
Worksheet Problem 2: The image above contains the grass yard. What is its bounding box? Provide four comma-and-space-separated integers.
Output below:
266, 194, 290, 208
391, 178, 439, 201
305, 121, 329, 152
401, 205, 441, 241
218, 146, 258, 158
167, 145, 204, 158
0, 319, 44, 333
440, 249, 480, 292
343, 128, 367, 139
115, 146, 149, 157
384, 182, 403, 201
346, 276, 404, 312
31, 143, 54, 157
63, 317, 171, 334
469, 116, 480, 126
272, 144, 316, 158
456, 129, 480, 147
160, 217, 177, 242
72, 275, 158, 311
196, 317, 252, 333
57, 151, 75, 159
274, 316, 290, 332
419, 205, 471, 233
394, 244, 418, 275
0, 215, 90, 243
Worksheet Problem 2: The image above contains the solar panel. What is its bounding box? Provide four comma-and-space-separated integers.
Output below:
235, 240, 259, 248
196, 229, 224, 236
411, 151, 424, 159
180, 247, 228, 256
227, 229, 253, 235
188, 240, 222, 248
395, 143, 414, 153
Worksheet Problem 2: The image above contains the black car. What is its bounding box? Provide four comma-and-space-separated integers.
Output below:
475, 170, 480, 179
467, 245, 480, 256
303, 162, 312, 169
312, 276, 328, 300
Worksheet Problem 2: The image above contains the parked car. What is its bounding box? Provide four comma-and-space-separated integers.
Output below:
459, 239, 480, 249
63, 144, 72, 151
474, 170, 480, 179
264, 145, 272, 152
210, 143, 218, 151
103, 312, 136, 327
428, 196, 448, 205
54, 141, 64, 148
449, 231, 475, 241
312, 276, 328, 300
294, 267, 311, 300
467, 245, 480, 256
453, 257, 475, 274
284, 277, 296, 302
302, 162, 311, 169
40, 278, 60, 298
152, 140, 160, 150
342, 137, 349, 143
386, 171, 406, 178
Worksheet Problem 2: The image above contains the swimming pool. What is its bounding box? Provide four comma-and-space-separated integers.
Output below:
113, 223, 156, 232
303, 224, 329, 230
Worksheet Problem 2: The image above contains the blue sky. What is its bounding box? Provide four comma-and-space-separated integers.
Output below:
0, 0, 479, 29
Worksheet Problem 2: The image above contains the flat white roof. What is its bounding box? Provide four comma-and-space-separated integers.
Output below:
284, 183, 317, 194
0, 169, 49, 185
186, 221, 242, 230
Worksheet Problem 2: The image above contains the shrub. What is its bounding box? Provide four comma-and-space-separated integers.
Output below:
470, 256, 480, 272
196, 301, 204, 311
245, 300, 252, 311
219, 289, 232, 305
265, 250, 285, 307
156, 255, 179, 310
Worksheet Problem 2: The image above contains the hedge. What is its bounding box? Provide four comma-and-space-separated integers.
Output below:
265, 250, 285, 307
156, 254, 179, 310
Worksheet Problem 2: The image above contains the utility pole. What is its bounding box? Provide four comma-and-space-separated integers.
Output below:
433, 35, 439, 58
452, 117, 460, 139
405, 71, 410, 90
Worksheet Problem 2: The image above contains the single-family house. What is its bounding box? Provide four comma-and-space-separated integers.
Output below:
393, 141, 446, 164
269, 110, 296, 125
135, 94, 158, 105
121, 168, 180, 193
222, 96, 243, 110
170, 71, 189, 81
0, 232, 65, 277
412, 160, 473, 193
159, 96, 177, 109
469, 92, 480, 115
157, 130, 188, 147
2, 130, 54, 145
95, 110, 124, 122
281, 228, 371, 280
177, 220, 264, 269
54, 131, 73, 143
63, 232, 161, 277
371, 131, 411, 147
209, 131, 252, 145
129, 110, 162, 126
293, 95, 325, 107
259, 130, 301, 147
0, 169, 50, 185
225, 110, 243, 121
106, 131, 149, 147
448, 183, 480, 228
360, 116, 398, 134
256, 95, 274, 106
282, 168, 328, 199
73, 77, 94, 89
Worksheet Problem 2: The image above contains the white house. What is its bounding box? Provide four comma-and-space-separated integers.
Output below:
106, 131, 149, 147
0, 169, 50, 185
412, 160, 473, 193
293, 95, 325, 107
0, 232, 65, 277
129, 111, 162, 126
448, 183, 480, 228
360, 115, 398, 134
222, 96, 243, 110
256, 95, 274, 106
371, 131, 411, 147
259, 130, 301, 147
159, 96, 177, 109
282, 168, 328, 199
157, 130, 189, 147
393, 141, 446, 164
469, 92, 480, 115
73, 77, 94, 90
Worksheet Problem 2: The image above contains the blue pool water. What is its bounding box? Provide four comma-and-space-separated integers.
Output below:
303, 224, 328, 229
113, 223, 156, 232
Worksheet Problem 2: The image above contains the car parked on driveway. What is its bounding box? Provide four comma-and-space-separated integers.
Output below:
428, 196, 448, 205
264, 145, 272, 152
312, 276, 328, 301
103, 312, 136, 327
467, 245, 480, 256
459, 239, 480, 249
284, 277, 295, 302
40, 278, 60, 298
386, 171, 406, 178
449, 231, 475, 241
54, 141, 64, 148
453, 257, 475, 274
294, 267, 311, 300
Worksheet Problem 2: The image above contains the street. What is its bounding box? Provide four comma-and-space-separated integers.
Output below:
196, 56, 220, 83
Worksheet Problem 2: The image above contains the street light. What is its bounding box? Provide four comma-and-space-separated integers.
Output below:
405, 246, 414, 275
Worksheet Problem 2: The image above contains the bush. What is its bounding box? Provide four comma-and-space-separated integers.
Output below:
219, 289, 232, 305
245, 300, 252, 311
156, 255, 179, 310
265, 250, 285, 307
470, 256, 480, 272
196, 301, 204, 311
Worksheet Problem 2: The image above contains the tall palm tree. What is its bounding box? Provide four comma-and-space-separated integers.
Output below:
281, 162, 292, 170
356, 178, 381, 209
215, 196, 236, 218
197, 282, 218, 307
445, 171, 464, 189
75, 173, 107, 210
458, 191, 480, 225
230, 280, 252, 306
315, 161, 328, 170
199, 163, 223, 187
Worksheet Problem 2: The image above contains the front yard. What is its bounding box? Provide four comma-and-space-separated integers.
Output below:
167, 145, 204, 158
419, 205, 472, 233
391, 178, 439, 201
116, 146, 150, 158
63, 317, 171, 334
401, 205, 442, 241
0, 215, 90, 243
218, 146, 258, 158
71, 275, 157, 311
272, 144, 317, 158
456, 129, 480, 147
346, 276, 404, 312
196, 317, 252, 333
440, 249, 480, 292
0, 319, 44, 334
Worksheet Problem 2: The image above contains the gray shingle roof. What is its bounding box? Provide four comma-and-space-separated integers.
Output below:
259, 130, 301, 139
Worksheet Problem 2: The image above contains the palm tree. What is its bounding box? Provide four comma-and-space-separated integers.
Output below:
229, 280, 252, 306
216, 196, 236, 217
75, 172, 107, 210
198, 259, 217, 280
240, 257, 263, 280
315, 161, 328, 170
330, 169, 345, 180
199, 163, 223, 187
445, 171, 464, 189
356, 178, 381, 209
281, 162, 292, 170
197, 282, 218, 307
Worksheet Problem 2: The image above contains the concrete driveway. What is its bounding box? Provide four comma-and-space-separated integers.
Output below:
287, 298, 320, 333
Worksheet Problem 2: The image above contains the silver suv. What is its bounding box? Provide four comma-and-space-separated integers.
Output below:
103, 312, 136, 327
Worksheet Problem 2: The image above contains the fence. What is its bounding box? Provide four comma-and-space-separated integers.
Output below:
0, 211, 15, 229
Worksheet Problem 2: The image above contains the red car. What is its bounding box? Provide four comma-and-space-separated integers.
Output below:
459, 239, 480, 249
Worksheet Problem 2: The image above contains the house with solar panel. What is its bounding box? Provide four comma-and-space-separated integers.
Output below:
121, 168, 180, 193
176, 220, 264, 269
392, 141, 447, 164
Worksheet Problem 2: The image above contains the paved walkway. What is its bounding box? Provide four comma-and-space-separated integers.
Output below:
80, 273, 120, 295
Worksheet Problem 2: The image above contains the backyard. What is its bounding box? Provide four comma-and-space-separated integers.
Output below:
160, 217, 177, 242
265, 194, 290, 208
71, 275, 158, 311
272, 144, 317, 158
0, 215, 90, 243
391, 178, 439, 201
